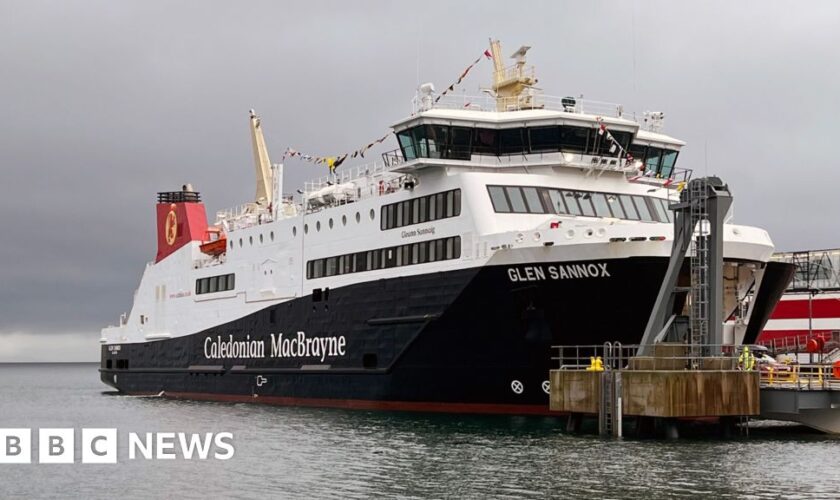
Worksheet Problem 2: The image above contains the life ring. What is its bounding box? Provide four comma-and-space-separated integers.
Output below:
833, 360, 840, 380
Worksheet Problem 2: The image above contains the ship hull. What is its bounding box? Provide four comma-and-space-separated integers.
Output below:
100, 256, 789, 414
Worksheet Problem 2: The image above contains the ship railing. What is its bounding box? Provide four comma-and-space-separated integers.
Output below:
757, 330, 840, 356
419, 92, 634, 120
382, 146, 693, 184
551, 343, 840, 391
301, 160, 410, 214
215, 203, 273, 231
626, 166, 692, 190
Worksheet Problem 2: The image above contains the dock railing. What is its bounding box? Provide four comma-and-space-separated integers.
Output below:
551, 342, 840, 392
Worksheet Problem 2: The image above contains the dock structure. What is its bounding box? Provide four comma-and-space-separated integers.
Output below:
549, 176, 840, 436
550, 343, 759, 438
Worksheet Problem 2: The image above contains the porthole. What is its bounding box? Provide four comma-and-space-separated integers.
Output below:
270, 231, 275, 241
369, 209, 375, 220
293, 226, 297, 237
316, 221, 321, 232
229, 240, 234, 249
329, 218, 334, 229
355, 212, 361, 223
259, 234, 264, 244
304, 224, 309, 234
342, 215, 347, 226
239, 238, 243, 248
249, 236, 254, 245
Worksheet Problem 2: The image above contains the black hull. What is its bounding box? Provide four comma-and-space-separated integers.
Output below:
100, 256, 788, 414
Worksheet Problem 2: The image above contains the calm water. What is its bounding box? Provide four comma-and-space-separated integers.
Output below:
1, 363, 839, 499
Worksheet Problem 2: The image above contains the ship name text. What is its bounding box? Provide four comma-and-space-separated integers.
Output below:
507, 263, 611, 282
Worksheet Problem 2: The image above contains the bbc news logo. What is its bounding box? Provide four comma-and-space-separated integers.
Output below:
0, 429, 234, 463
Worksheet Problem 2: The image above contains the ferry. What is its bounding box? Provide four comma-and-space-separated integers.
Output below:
100, 41, 792, 414
759, 249, 840, 351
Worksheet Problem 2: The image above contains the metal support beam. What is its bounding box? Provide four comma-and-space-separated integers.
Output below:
638, 177, 732, 356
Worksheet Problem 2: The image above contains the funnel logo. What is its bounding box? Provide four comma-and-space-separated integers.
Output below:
165, 209, 178, 245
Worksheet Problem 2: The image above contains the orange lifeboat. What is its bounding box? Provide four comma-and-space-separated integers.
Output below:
200, 227, 227, 256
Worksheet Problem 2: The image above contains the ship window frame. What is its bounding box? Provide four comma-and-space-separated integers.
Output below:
473, 128, 498, 155
590, 192, 612, 217
632, 195, 655, 222
521, 187, 546, 214
606, 194, 625, 219
619, 194, 639, 220
529, 126, 561, 153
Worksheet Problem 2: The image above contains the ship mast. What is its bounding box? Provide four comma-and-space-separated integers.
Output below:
249, 109, 273, 206
488, 39, 538, 111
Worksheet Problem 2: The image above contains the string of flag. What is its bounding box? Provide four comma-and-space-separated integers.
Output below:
283, 46, 493, 172
281, 131, 391, 172
434, 49, 493, 104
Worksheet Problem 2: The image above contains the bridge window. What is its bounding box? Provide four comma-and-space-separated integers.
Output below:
529, 126, 561, 152
474, 128, 498, 155
661, 150, 679, 177
559, 126, 590, 153
500, 129, 525, 155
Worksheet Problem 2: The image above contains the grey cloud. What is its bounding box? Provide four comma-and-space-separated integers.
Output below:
1, 0, 838, 360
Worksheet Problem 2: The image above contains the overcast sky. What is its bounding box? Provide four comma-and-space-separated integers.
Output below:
1, 1, 839, 362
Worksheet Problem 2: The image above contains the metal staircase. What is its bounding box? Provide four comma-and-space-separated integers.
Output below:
689, 178, 711, 367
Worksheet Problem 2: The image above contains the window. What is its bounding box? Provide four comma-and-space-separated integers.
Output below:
620, 195, 639, 220
499, 128, 524, 155
306, 236, 462, 279
591, 193, 612, 217
473, 128, 498, 155
398, 131, 416, 160
546, 189, 567, 214
653, 198, 673, 222
507, 187, 528, 213
488, 186, 510, 212
559, 126, 590, 153
411, 126, 429, 158
449, 127, 472, 160
577, 192, 596, 217
563, 191, 583, 216
595, 130, 632, 156
529, 126, 560, 152
606, 194, 625, 218
381, 189, 462, 230
487, 184, 673, 224
632, 196, 654, 222
522, 187, 545, 213
195, 273, 235, 295
645, 148, 663, 173
427, 125, 449, 159
661, 150, 679, 178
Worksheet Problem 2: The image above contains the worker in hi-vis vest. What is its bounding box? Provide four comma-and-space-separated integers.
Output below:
738, 346, 756, 371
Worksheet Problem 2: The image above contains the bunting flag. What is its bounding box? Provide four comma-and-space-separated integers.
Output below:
434, 46, 493, 104
283, 132, 390, 172
285, 45, 493, 171
595, 117, 630, 162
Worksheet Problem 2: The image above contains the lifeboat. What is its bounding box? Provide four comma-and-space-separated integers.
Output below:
200, 227, 227, 256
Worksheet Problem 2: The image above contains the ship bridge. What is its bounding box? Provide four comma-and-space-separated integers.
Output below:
385, 95, 686, 184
